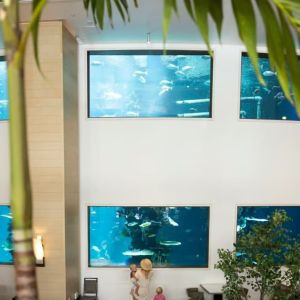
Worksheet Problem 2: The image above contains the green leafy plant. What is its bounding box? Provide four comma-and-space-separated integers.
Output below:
0, 1, 300, 299
215, 210, 300, 300
215, 249, 248, 300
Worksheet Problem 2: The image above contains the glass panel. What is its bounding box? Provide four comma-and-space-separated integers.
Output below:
237, 206, 300, 239
0, 205, 13, 264
240, 54, 299, 121
88, 206, 209, 267
88, 51, 212, 118
0, 59, 8, 121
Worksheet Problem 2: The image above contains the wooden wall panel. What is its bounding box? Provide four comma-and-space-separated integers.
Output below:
24, 21, 68, 300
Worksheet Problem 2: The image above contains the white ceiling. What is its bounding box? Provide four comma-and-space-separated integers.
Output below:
17, 0, 267, 46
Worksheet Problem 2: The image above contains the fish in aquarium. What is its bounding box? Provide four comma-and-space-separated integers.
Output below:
240, 54, 300, 121
0, 59, 8, 121
0, 206, 13, 264
88, 206, 209, 267
88, 51, 212, 118
237, 206, 300, 239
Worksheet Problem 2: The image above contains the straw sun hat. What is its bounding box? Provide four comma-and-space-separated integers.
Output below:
140, 258, 152, 271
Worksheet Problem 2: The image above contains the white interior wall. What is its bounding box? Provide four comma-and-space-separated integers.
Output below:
79, 44, 300, 300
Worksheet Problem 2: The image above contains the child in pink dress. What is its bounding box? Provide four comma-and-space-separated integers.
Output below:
153, 287, 166, 300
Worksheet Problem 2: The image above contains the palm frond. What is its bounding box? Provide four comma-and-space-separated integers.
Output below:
256, 0, 291, 100
232, 0, 264, 85
193, 0, 212, 55
17, 0, 47, 68
96, 0, 105, 29
209, 0, 223, 40
279, 11, 300, 114
85, 0, 137, 29
163, 0, 178, 44
272, 0, 300, 33
106, 0, 113, 27
184, 0, 195, 22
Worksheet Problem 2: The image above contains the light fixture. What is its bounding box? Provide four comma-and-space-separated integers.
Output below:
33, 235, 45, 267
146, 32, 151, 44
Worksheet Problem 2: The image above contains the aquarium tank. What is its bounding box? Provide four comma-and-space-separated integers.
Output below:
237, 206, 300, 240
88, 206, 209, 267
240, 53, 300, 121
0, 58, 8, 121
0, 205, 13, 264
88, 50, 212, 118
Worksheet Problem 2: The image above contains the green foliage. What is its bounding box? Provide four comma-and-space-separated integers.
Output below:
215, 249, 248, 300
83, 0, 138, 29
216, 210, 300, 300
232, 0, 264, 85
282, 241, 300, 299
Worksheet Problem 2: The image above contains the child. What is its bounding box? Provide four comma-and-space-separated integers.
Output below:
153, 287, 166, 300
130, 264, 138, 300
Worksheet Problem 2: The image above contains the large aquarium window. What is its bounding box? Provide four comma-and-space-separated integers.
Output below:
0, 205, 13, 264
237, 206, 300, 240
240, 53, 300, 121
0, 57, 8, 121
88, 206, 209, 268
88, 50, 213, 118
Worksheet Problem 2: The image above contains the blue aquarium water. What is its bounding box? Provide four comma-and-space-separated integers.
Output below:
237, 206, 300, 240
0, 205, 13, 264
88, 51, 212, 118
240, 54, 299, 121
0, 59, 8, 121
88, 206, 209, 267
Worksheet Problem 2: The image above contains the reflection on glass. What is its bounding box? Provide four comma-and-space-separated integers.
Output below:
0, 59, 8, 121
88, 51, 212, 118
240, 54, 299, 121
88, 206, 209, 267
0, 205, 13, 264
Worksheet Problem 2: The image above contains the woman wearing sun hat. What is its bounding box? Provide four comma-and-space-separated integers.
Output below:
134, 258, 153, 300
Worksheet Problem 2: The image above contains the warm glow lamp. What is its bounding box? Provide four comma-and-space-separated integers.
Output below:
33, 235, 45, 267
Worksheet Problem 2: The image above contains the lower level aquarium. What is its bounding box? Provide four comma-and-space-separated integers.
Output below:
88, 206, 209, 268
0, 205, 13, 264
237, 206, 300, 239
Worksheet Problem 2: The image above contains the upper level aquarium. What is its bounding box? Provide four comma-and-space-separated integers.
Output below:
0, 58, 8, 121
0, 205, 13, 264
88, 206, 209, 267
88, 50, 213, 118
240, 53, 300, 121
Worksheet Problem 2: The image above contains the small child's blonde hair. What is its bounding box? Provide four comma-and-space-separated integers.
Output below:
130, 264, 137, 271
156, 287, 163, 294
